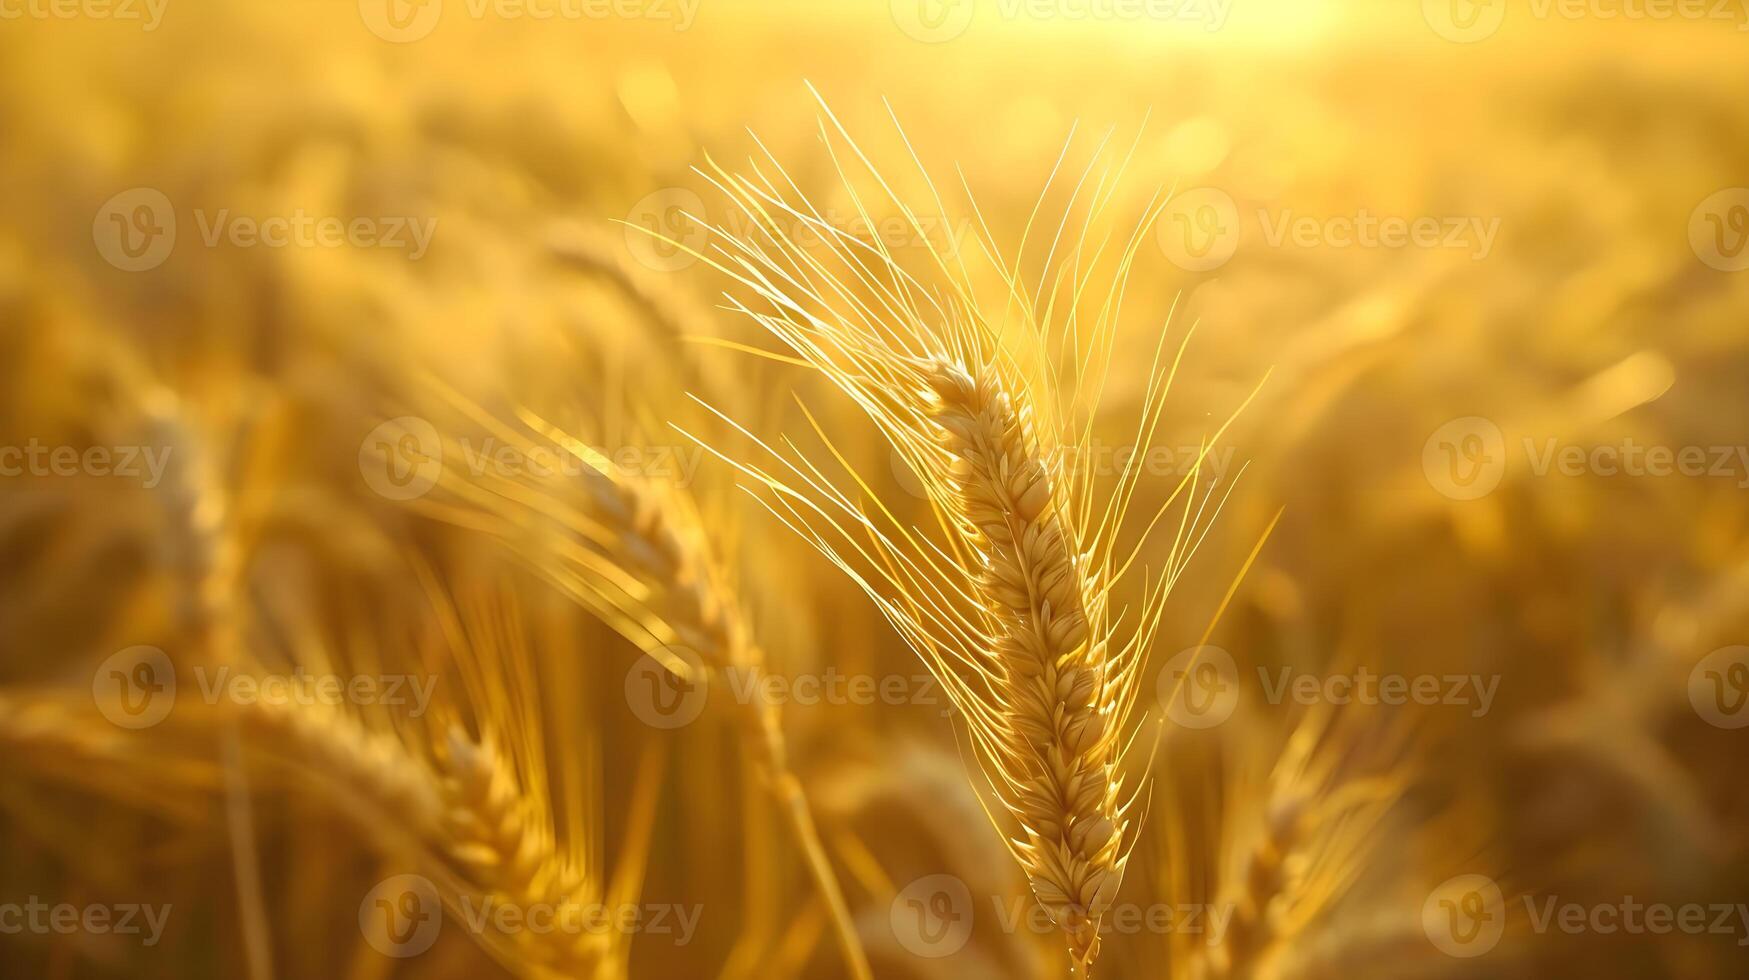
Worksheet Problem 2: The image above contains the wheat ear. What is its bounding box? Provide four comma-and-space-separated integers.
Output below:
923, 360, 1122, 964
1189, 709, 1413, 980
413, 389, 873, 980
665, 101, 1232, 973
243, 698, 629, 979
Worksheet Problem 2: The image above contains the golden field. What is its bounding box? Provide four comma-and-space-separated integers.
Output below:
2, 1, 1748, 977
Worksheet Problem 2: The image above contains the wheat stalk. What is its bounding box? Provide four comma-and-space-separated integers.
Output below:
1184, 708, 1413, 980
413, 387, 874, 980
663, 99, 1247, 973
243, 695, 630, 979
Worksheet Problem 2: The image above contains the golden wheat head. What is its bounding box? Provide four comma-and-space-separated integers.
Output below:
672, 95, 1245, 973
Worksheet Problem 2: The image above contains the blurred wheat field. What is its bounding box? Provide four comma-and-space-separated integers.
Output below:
3, 1, 1749, 977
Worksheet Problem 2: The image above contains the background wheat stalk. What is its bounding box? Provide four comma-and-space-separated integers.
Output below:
410, 385, 874, 980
